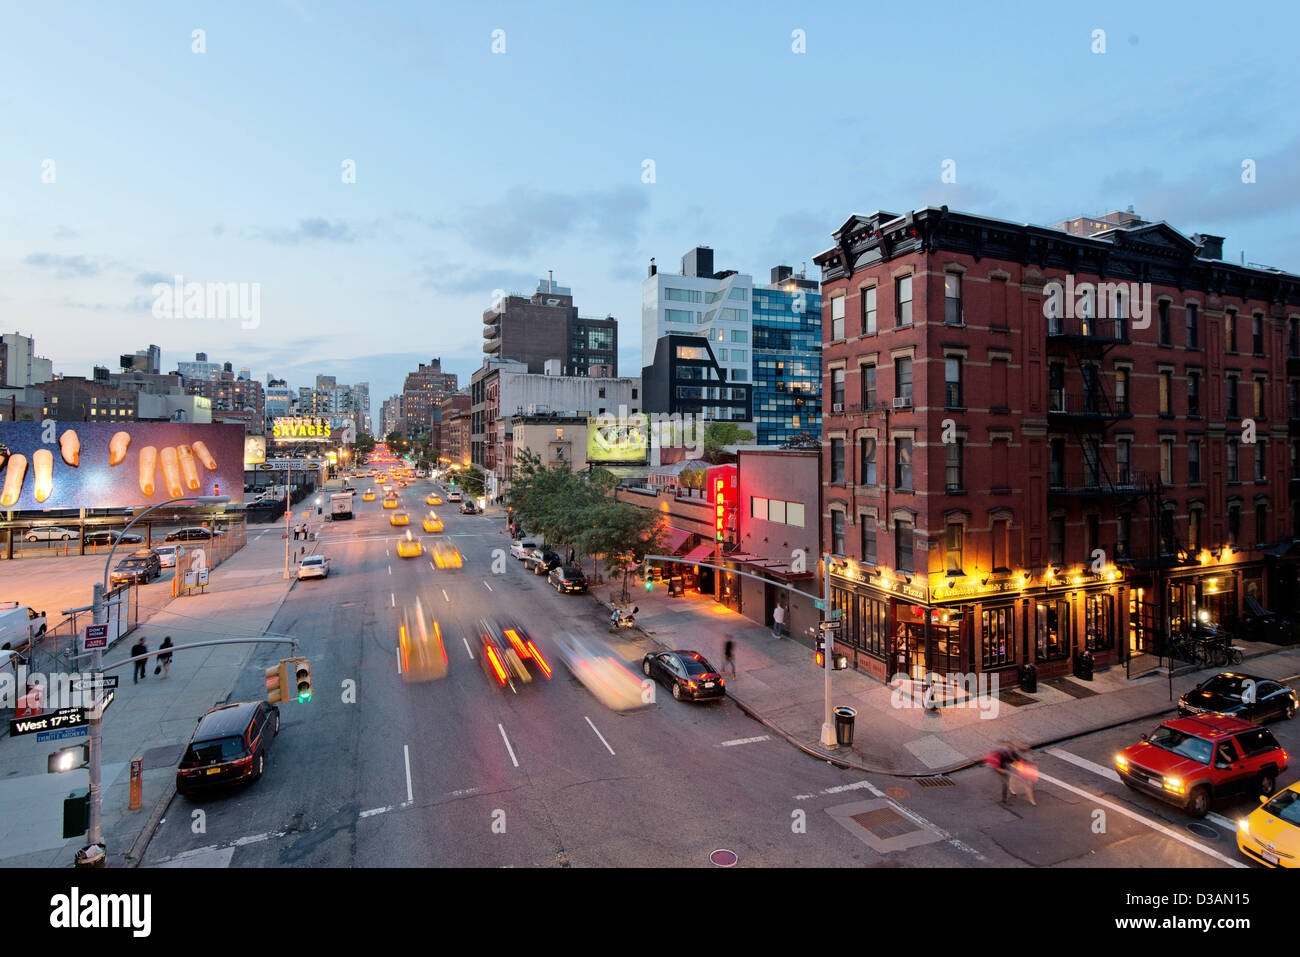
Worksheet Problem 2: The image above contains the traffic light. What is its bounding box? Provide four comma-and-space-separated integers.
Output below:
48, 744, 89, 773
293, 657, 312, 702
814, 635, 848, 670
265, 660, 291, 704
815, 636, 826, 667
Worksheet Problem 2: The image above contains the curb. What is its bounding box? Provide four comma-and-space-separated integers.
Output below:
123, 779, 177, 868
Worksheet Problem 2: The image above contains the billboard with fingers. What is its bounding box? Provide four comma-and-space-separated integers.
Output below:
0, 422, 245, 510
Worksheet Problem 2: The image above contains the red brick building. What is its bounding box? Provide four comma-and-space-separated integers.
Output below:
814, 207, 1300, 683
440, 392, 471, 467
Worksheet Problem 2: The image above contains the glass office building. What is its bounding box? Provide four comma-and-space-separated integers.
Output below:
751, 268, 822, 445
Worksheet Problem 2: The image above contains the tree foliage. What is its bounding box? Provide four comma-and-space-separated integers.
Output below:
703, 422, 755, 463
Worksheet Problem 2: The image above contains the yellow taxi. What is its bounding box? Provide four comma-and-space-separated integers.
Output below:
390, 510, 410, 526
396, 530, 423, 558
432, 541, 462, 569
383, 497, 399, 509
361, 489, 376, 502
377, 474, 389, 483
423, 513, 444, 533
1238, 781, 1300, 867
427, 494, 442, 506
399, 601, 447, 681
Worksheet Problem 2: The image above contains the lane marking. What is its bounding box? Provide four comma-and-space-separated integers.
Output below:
720, 734, 771, 748
1048, 747, 1239, 832
1034, 769, 1247, 868
442, 588, 450, 602
396, 645, 403, 675
388, 565, 392, 575
498, 723, 519, 767
429, 560, 435, 571
359, 806, 392, 818
403, 744, 414, 804
390, 593, 395, 607
462, 637, 475, 660
585, 716, 616, 755
482, 580, 492, 592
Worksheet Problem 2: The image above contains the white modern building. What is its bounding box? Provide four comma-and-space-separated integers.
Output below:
641, 246, 753, 420
1, 332, 54, 388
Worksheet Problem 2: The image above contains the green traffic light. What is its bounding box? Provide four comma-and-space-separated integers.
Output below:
645, 580, 653, 591
298, 691, 311, 702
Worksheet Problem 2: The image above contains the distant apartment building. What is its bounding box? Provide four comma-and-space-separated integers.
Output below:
440, 391, 472, 467
753, 266, 822, 445
353, 381, 372, 435
265, 377, 292, 429
381, 394, 404, 438
176, 352, 221, 381
37, 376, 139, 422
402, 358, 457, 439
182, 360, 265, 434
1, 332, 54, 389
482, 277, 618, 377
813, 205, 1300, 683
119, 344, 161, 375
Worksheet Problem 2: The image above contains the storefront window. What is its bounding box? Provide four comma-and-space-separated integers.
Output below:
1035, 600, 1069, 661
981, 607, 1014, 668
1085, 594, 1114, 650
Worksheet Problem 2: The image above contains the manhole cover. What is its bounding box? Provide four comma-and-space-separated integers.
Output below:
884, 786, 909, 799
709, 848, 738, 867
1186, 822, 1219, 839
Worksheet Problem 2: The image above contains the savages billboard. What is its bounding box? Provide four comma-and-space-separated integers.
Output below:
586, 417, 648, 464
271, 417, 332, 443
0, 422, 244, 510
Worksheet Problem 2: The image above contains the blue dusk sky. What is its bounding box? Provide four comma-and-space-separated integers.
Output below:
2, 0, 1297, 421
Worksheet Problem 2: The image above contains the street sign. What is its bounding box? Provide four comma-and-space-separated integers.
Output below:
830, 608, 844, 619
818, 621, 844, 634
69, 675, 119, 693
10, 708, 88, 737
88, 690, 115, 720
37, 727, 88, 743
814, 599, 826, 611
84, 624, 109, 650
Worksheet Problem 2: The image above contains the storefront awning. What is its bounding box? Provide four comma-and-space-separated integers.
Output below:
660, 526, 691, 554
1267, 539, 1298, 558
683, 543, 716, 563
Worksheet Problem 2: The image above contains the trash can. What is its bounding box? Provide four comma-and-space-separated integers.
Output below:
833, 706, 857, 747
1020, 663, 1037, 693
1073, 650, 1094, 681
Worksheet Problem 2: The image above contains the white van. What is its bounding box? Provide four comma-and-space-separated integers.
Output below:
0, 603, 47, 651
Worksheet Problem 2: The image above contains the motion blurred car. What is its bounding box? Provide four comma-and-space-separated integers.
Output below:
110, 550, 162, 585
176, 700, 279, 796
548, 564, 588, 594
362, 489, 376, 501
426, 494, 442, 506
165, 527, 214, 542
25, 526, 74, 543
554, 631, 651, 711
1180, 673, 1297, 723
297, 554, 330, 580
1238, 780, 1300, 867
642, 650, 726, 702
458, 501, 478, 514
509, 539, 537, 560
431, 541, 462, 568
399, 598, 447, 682
390, 510, 410, 526
448, 491, 463, 503
84, 530, 144, 547
476, 619, 551, 688
422, 513, 444, 533
153, 544, 182, 569
1115, 713, 1288, 817
397, 531, 423, 558
525, 549, 561, 575
383, 497, 399, 509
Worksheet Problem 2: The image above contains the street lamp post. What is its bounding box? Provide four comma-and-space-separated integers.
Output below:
78, 493, 229, 868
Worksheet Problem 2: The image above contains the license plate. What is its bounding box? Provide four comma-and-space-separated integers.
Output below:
704, 682, 715, 688
205, 767, 221, 775
1263, 849, 1279, 865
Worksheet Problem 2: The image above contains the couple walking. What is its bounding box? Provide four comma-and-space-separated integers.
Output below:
986, 741, 1038, 805
129, 635, 174, 683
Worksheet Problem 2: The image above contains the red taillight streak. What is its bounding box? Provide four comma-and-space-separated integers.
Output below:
526, 641, 551, 678
504, 628, 528, 656
688, 681, 697, 690
485, 644, 508, 686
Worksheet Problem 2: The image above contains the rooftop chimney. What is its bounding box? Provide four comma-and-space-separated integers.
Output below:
682, 246, 714, 279
1193, 233, 1225, 261
649, 257, 657, 278
771, 265, 793, 284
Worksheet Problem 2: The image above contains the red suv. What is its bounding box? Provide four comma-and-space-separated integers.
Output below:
1116, 713, 1289, 817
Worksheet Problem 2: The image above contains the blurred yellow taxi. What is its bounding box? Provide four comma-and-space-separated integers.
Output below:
432, 541, 462, 569
396, 531, 423, 557
423, 513, 444, 533
383, 497, 399, 509
362, 489, 376, 501
390, 510, 410, 526
399, 601, 447, 682
427, 495, 442, 506
1238, 781, 1300, 867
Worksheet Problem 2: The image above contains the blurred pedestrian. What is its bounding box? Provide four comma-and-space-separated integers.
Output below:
1009, 742, 1038, 805
131, 638, 148, 684
984, 742, 1015, 803
158, 636, 174, 679
723, 639, 736, 676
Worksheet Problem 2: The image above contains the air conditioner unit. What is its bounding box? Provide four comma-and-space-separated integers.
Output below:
831, 403, 843, 413
893, 396, 912, 409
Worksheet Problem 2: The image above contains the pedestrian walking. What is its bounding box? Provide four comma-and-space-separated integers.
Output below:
131, 638, 148, 684
772, 602, 785, 638
984, 742, 1016, 803
723, 639, 736, 676
158, 636, 174, 678
1009, 742, 1038, 805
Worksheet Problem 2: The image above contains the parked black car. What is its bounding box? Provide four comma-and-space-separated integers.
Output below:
176, 701, 279, 796
1179, 672, 1298, 723
548, 564, 589, 593
110, 550, 162, 585
84, 530, 144, 547
525, 549, 562, 575
458, 501, 478, 514
165, 526, 214, 542
642, 650, 726, 702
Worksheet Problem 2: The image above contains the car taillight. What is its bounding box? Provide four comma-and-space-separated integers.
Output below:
526, 641, 552, 679
485, 644, 509, 686
232, 754, 253, 767
688, 681, 697, 690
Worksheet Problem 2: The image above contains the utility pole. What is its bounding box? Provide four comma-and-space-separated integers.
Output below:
283, 461, 292, 579
820, 553, 836, 748
75, 581, 107, 867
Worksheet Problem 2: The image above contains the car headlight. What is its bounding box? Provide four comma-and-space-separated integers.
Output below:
1238, 818, 1250, 834
1163, 777, 1184, 794
1115, 754, 1128, 769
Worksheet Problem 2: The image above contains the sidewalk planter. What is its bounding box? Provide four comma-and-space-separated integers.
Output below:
833, 706, 857, 747
1020, 663, 1038, 693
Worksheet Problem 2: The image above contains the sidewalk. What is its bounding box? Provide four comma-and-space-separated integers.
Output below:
605, 585, 1300, 776
0, 528, 306, 867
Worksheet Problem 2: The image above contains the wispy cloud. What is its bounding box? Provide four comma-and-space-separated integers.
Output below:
254, 217, 358, 245
136, 271, 172, 287
418, 263, 538, 297
24, 253, 101, 278
441, 185, 650, 258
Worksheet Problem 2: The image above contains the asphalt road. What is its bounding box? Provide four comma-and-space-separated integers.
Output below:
139, 476, 1300, 868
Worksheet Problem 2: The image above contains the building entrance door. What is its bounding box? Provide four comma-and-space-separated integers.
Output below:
893, 623, 927, 681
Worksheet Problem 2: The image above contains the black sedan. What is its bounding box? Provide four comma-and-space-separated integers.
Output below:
642, 650, 726, 702
525, 549, 562, 575
1178, 672, 1298, 723
548, 564, 588, 593
110, 551, 161, 585
85, 530, 144, 547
